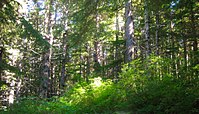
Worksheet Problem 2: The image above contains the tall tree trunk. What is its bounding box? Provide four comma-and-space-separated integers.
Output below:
144, 0, 151, 56
41, 0, 53, 98
170, 16, 176, 76
60, 33, 68, 88
50, 0, 59, 96
125, 0, 135, 63
93, 1, 101, 73
86, 43, 90, 82
102, 45, 106, 77
79, 48, 82, 78
183, 38, 187, 69
60, 0, 69, 89
115, 10, 119, 79
190, 1, 198, 66
0, 47, 3, 78
155, 13, 160, 55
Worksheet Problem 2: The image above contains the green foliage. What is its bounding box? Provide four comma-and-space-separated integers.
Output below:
119, 57, 199, 113
123, 76, 199, 113
3, 97, 75, 114
2, 56, 198, 114
20, 18, 50, 50
61, 77, 123, 113
0, 0, 198, 113
0, 0, 19, 23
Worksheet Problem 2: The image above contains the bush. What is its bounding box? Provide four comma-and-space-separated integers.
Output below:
2, 56, 199, 114
3, 97, 75, 114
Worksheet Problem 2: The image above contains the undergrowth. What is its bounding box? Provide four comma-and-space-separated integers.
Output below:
1, 57, 199, 114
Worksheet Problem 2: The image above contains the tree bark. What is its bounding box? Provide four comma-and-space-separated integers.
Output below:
124, 0, 135, 63
115, 10, 120, 78
190, 1, 198, 66
0, 47, 4, 78
144, 0, 151, 56
60, 34, 68, 88
41, 0, 53, 98
155, 13, 160, 55
60, 0, 69, 89
93, 1, 101, 73
86, 43, 90, 82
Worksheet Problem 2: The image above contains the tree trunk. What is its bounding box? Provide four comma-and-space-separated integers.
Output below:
60, 32, 68, 89
125, 0, 135, 63
190, 2, 198, 66
60, 0, 69, 89
86, 43, 90, 82
170, 16, 176, 76
41, 0, 53, 98
183, 37, 187, 72
155, 13, 160, 55
144, 0, 151, 56
93, 2, 101, 73
79, 48, 82, 78
115, 10, 119, 79
60, 45, 67, 89
0, 47, 4, 78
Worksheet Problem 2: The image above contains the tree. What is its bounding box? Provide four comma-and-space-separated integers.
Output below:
0, 0, 198, 109
144, 0, 151, 57
124, 0, 135, 63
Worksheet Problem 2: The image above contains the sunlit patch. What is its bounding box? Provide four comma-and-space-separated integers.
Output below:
93, 77, 102, 87
16, 0, 27, 13
7, 49, 21, 65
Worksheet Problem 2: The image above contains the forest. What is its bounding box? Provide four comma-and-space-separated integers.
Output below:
0, 0, 198, 113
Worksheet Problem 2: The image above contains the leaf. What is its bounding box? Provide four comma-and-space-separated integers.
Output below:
20, 18, 50, 49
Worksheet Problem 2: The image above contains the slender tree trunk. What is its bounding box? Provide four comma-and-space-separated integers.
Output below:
102, 45, 106, 77
155, 13, 160, 55
86, 43, 90, 82
60, 0, 69, 89
79, 48, 82, 78
115, 10, 119, 79
50, 0, 58, 96
190, 3, 197, 52
60, 51, 67, 88
94, 2, 101, 73
60, 32, 68, 89
190, 2, 198, 66
190, 1, 198, 78
183, 36, 187, 72
144, 0, 151, 56
0, 47, 3, 78
170, 16, 176, 76
125, 0, 135, 63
